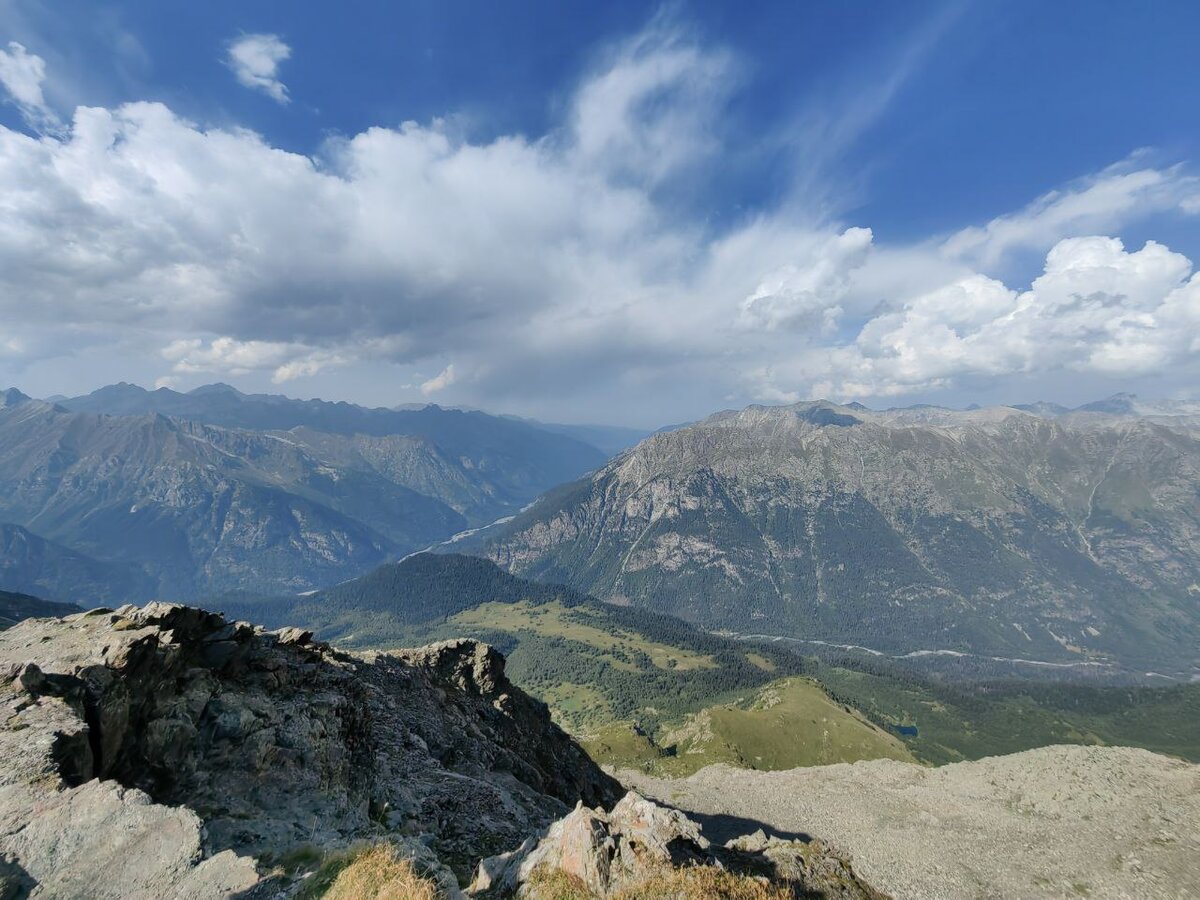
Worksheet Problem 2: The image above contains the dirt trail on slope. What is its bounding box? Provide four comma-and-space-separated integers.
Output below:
621, 744, 1200, 900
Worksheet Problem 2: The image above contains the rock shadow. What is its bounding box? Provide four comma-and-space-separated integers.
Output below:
680, 808, 813, 846
0, 855, 37, 899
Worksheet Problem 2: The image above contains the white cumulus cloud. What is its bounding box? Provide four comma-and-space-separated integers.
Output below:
226, 33, 291, 104
803, 236, 1200, 399
739, 227, 873, 333
162, 337, 346, 384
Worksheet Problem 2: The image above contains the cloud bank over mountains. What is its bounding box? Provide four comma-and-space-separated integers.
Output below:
0, 19, 1197, 421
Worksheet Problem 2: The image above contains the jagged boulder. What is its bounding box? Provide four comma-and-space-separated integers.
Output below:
470, 791, 885, 898
0, 604, 620, 897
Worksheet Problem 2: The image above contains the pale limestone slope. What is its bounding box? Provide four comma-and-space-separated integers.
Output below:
623, 744, 1200, 900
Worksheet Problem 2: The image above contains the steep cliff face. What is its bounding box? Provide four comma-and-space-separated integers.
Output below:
0, 604, 619, 897
478, 402, 1200, 672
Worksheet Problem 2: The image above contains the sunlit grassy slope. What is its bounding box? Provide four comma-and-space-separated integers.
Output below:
443, 602, 914, 774
584, 677, 914, 776
452, 600, 719, 672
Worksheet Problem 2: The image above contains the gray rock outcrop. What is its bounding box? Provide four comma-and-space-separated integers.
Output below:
471, 790, 886, 898
0, 603, 620, 897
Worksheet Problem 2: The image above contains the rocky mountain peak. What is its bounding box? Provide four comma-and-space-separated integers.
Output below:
390, 638, 509, 696
187, 382, 244, 397
0, 388, 30, 408
478, 398, 1200, 673
1077, 392, 1141, 415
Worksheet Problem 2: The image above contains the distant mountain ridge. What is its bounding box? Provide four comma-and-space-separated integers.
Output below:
471, 399, 1200, 673
0, 385, 607, 600
1010, 392, 1200, 420
59, 382, 607, 479
0, 587, 80, 627
0, 523, 153, 605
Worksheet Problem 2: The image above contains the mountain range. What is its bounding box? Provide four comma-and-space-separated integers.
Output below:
0, 587, 79, 627
5, 382, 1199, 677
0, 384, 607, 601
471, 400, 1200, 675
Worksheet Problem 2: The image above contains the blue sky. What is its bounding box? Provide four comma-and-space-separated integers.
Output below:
1, 0, 1198, 425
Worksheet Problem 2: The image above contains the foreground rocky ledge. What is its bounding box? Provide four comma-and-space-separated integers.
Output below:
0, 604, 889, 899
0, 603, 619, 897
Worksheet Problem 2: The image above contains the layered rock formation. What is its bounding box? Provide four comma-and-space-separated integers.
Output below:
0, 604, 619, 897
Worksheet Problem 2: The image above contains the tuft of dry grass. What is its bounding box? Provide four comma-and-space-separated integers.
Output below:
300, 845, 443, 900
524, 863, 795, 900
525, 866, 597, 899
613, 866, 795, 900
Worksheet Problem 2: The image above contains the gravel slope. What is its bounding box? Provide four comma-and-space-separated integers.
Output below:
621, 745, 1200, 900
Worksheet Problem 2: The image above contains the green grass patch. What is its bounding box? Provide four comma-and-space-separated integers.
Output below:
583, 678, 915, 776
450, 600, 718, 672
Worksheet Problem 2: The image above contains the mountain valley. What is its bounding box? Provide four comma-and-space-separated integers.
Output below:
1, 388, 1199, 897
213, 553, 1200, 773
0, 385, 606, 602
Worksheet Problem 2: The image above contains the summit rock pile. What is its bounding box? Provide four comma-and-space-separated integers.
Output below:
0, 603, 618, 897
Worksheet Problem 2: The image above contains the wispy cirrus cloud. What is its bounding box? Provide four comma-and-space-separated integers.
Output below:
942, 157, 1200, 269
